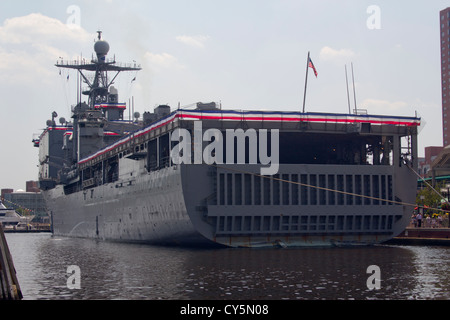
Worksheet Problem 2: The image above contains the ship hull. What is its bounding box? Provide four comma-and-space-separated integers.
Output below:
44, 162, 416, 248
45, 166, 209, 246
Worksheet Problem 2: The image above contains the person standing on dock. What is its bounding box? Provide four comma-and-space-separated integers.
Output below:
416, 212, 423, 228
412, 214, 417, 227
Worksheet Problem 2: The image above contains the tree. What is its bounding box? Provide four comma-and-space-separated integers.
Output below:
416, 182, 447, 209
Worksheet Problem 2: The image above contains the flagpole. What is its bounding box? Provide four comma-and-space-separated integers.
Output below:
302, 51, 310, 113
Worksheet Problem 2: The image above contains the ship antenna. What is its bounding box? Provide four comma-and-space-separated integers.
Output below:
345, 65, 351, 114
351, 62, 357, 114
97, 31, 102, 40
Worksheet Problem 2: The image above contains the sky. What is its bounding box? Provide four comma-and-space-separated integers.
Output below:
0, 0, 448, 191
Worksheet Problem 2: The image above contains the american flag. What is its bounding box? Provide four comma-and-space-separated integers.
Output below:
308, 58, 318, 78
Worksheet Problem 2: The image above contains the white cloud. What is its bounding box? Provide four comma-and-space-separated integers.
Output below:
319, 46, 357, 64
0, 48, 55, 82
175, 35, 210, 48
0, 13, 90, 45
0, 13, 92, 84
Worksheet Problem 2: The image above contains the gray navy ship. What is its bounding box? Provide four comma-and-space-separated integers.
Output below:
35, 32, 421, 247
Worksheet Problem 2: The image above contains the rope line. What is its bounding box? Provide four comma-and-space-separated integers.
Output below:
209, 164, 450, 215
406, 163, 450, 205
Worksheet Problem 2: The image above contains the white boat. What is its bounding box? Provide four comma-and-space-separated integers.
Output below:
0, 201, 28, 230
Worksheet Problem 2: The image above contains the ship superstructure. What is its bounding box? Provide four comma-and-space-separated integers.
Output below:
35, 33, 421, 247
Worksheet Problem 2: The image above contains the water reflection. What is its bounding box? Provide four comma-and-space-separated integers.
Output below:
178, 246, 418, 300
5, 233, 450, 300
406, 246, 450, 299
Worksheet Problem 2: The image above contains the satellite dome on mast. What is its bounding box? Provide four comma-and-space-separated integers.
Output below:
55, 30, 141, 111
94, 31, 110, 62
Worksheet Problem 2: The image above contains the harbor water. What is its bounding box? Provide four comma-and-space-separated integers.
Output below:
4, 232, 450, 300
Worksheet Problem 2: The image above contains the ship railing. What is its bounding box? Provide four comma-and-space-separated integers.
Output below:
160, 156, 171, 168
146, 157, 171, 172
57, 58, 115, 66
56, 59, 94, 66
82, 178, 96, 189
56, 59, 141, 69
353, 108, 368, 115
147, 159, 158, 172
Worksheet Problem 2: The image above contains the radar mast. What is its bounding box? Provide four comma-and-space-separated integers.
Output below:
56, 31, 141, 110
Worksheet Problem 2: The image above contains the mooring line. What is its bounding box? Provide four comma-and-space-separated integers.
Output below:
208, 163, 450, 215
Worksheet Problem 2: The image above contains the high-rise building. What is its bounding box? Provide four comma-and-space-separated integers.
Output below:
441, 7, 450, 146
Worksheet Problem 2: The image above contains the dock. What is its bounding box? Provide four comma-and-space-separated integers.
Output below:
0, 225, 22, 300
3, 223, 51, 234
387, 227, 450, 246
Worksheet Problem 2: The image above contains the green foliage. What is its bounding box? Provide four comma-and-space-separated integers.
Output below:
416, 182, 447, 208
